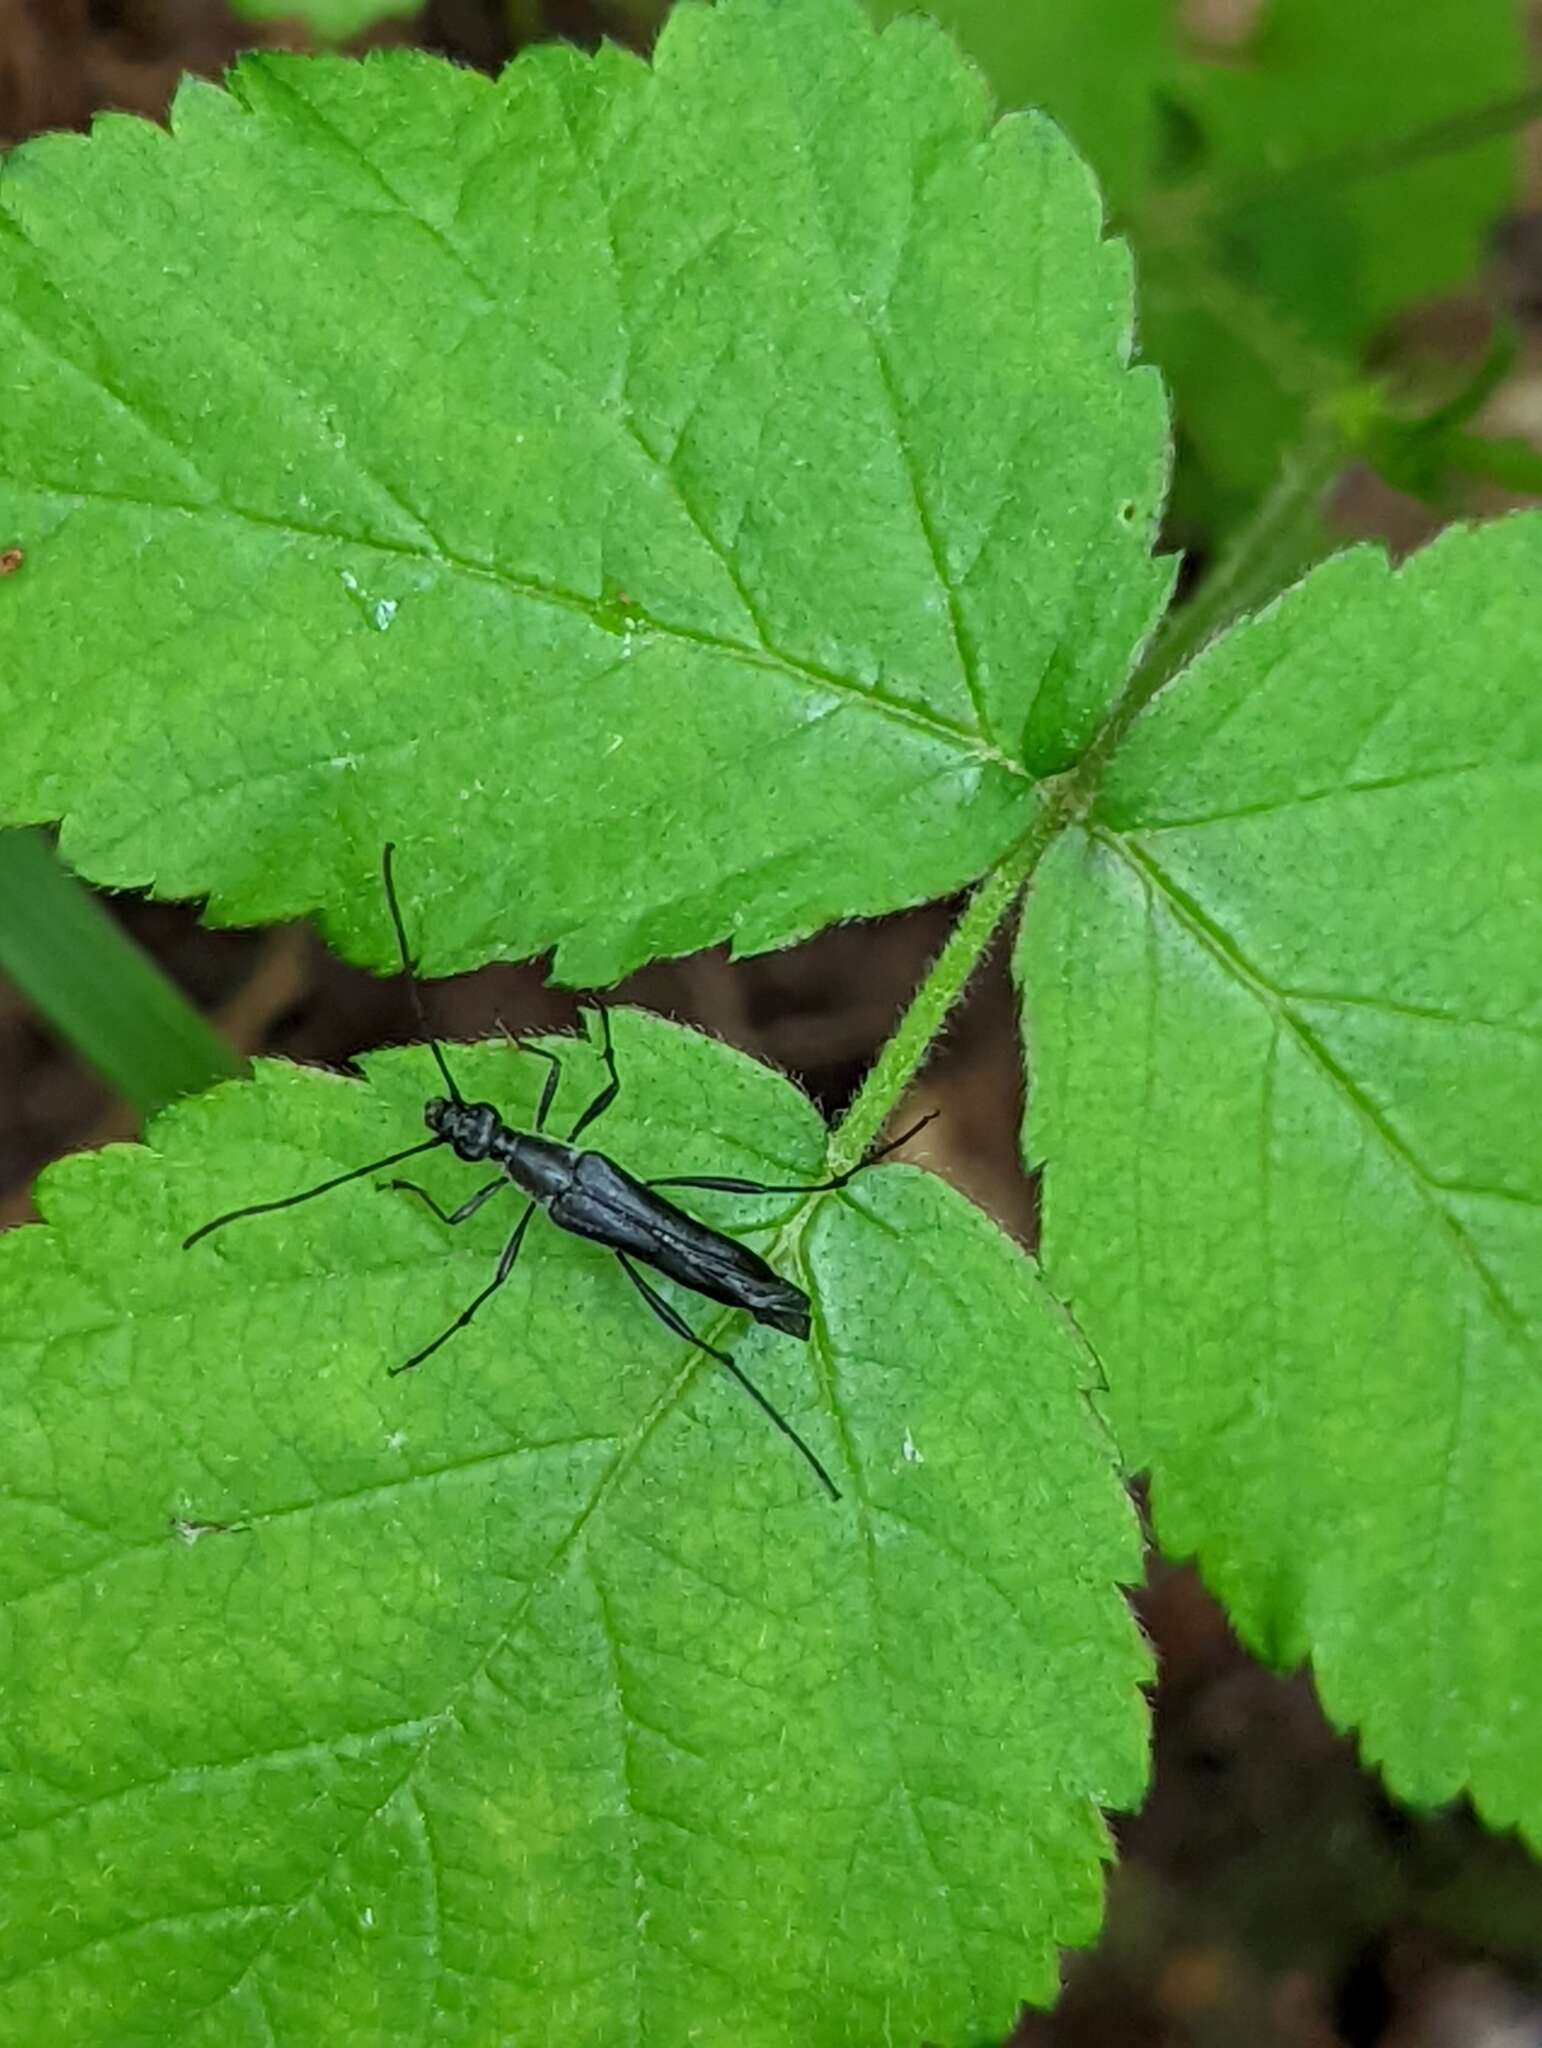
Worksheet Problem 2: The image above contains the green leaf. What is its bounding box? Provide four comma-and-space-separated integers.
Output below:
864, 0, 1177, 214
875, 0, 1526, 531
229, 0, 419, 39
1149, 0, 1527, 524
1017, 516, 1542, 1843
0, 1, 1171, 985
0, 1013, 1146, 2044
1171, 0, 1525, 351
1133, 268, 1321, 535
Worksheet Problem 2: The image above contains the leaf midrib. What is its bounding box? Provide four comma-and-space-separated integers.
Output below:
246, 58, 1022, 772
9, 473, 1017, 781
5, 55, 1031, 788
159, 1187, 852, 2039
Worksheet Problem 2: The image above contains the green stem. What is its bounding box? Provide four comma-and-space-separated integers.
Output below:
829, 420, 1352, 1166
1439, 428, 1542, 499
1103, 417, 1348, 743
1229, 83, 1542, 204
1145, 252, 1345, 405
830, 794, 1067, 1169
0, 828, 243, 1120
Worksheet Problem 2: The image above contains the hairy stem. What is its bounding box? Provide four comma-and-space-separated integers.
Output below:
830, 796, 1066, 1169
830, 421, 1348, 1167
1098, 417, 1347, 748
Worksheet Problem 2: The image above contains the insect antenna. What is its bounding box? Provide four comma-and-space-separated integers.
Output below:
183, 1136, 444, 1249
860, 1110, 939, 1168
382, 841, 464, 1106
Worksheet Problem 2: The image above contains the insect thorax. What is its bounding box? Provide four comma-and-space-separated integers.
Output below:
425, 1098, 503, 1161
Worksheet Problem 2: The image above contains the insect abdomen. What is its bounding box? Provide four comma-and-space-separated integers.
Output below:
552, 1153, 812, 1340
750, 1286, 811, 1341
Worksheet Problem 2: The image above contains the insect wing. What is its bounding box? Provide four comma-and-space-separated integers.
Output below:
555, 1154, 810, 1335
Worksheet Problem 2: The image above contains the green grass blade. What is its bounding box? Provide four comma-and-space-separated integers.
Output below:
0, 829, 242, 1119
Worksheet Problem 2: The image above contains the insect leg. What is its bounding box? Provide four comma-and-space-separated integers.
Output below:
613, 1252, 841, 1501
382, 842, 464, 1107
565, 1003, 621, 1145
389, 1199, 538, 1376
529, 1046, 564, 1132
183, 1137, 444, 1249
647, 1112, 939, 1197
494, 1020, 563, 1130
382, 1175, 509, 1227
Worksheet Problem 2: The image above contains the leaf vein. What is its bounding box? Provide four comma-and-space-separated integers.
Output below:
1105, 831, 1534, 1353
8, 474, 1013, 776
759, 30, 996, 749
1126, 756, 1539, 833
804, 1304, 978, 1997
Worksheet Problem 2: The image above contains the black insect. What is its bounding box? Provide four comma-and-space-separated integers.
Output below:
184, 845, 932, 1500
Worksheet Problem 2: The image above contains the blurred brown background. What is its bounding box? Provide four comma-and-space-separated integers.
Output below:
1, 3, 1540, 2042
